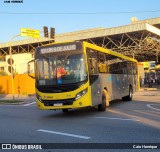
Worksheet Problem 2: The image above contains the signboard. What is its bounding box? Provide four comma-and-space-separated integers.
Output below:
155, 64, 160, 70
139, 62, 149, 69
138, 63, 145, 78
139, 61, 156, 70
149, 61, 155, 69
40, 44, 77, 54
20, 28, 40, 38
143, 62, 149, 68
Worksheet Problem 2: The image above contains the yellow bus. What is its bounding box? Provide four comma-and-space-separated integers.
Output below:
28, 41, 138, 112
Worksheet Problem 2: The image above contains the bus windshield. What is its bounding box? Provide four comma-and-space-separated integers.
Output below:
35, 53, 88, 86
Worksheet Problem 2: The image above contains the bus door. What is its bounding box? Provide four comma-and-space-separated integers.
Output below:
87, 49, 101, 106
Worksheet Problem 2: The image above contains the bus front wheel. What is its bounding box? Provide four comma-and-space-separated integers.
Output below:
62, 109, 69, 113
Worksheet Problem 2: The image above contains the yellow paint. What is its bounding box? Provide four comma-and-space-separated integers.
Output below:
20, 28, 40, 38
0, 74, 35, 95
37, 82, 92, 110
36, 41, 138, 110
83, 41, 138, 63
99, 63, 107, 72
139, 62, 149, 68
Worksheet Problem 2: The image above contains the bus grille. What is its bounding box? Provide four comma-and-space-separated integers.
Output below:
42, 98, 75, 106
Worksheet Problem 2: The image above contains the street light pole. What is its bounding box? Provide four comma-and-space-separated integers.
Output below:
9, 28, 41, 100
9, 34, 20, 100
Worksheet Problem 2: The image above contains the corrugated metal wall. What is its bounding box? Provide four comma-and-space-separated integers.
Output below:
0, 74, 35, 95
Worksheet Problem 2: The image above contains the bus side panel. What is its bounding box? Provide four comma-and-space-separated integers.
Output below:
131, 75, 139, 93
91, 73, 134, 106
121, 74, 138, 97
91, 74, 122, 106
111, 74, 122, 99
122, 74, 129, 97
90, 77, 101, 106
99, 74, 125, 100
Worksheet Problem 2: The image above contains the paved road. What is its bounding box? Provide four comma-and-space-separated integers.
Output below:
0, 90, 160, 152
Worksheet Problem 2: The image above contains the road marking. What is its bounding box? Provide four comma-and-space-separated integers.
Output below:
23, 102, 36, 106
95, 117, 140, 122
37, 129, 90, 139
146, 104, 160, 111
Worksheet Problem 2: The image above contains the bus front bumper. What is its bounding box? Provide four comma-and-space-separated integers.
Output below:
36, 93, 91, 110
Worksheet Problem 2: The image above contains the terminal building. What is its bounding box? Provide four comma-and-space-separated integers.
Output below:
0, 17, 160, 95
0, 17, 160, 75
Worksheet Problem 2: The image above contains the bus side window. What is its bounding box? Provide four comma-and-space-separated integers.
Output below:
122, 61, 128, 74
133, 63, 138, 74
98, 52, 107, 73
105, 54, 124, 74
89, 58, 98, 74
87, 49, 98, 75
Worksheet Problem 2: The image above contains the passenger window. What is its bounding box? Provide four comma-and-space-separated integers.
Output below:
87, 49, 99, 74
98, 53, 107, 73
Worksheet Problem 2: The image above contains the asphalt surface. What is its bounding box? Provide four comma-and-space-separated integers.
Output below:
0, 90, 160, 152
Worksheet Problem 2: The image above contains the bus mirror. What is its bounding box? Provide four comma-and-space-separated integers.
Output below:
28, 59, 35, 79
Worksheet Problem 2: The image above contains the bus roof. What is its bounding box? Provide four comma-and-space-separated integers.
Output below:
83, 41, 138, 63
36, 40, 137, 63
36, 40, 76, 49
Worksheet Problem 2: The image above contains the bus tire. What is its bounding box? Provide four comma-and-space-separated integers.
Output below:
98, 95, 106, 111
123, 87, 132, 101
126, 87, 133, 101
62, 109, 68, 113
98, 90, 108, 111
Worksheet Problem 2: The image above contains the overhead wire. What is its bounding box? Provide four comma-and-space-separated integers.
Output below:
0, 10, 160, 15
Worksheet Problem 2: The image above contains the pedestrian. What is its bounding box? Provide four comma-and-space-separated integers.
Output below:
157, 75, 160, 85
148, 76, 153, 88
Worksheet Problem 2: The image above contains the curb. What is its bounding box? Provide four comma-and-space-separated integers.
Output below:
0, 101, 28, 105
139, 88, 160, 91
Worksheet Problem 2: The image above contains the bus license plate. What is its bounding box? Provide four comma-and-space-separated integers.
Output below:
54, 103, 63, 106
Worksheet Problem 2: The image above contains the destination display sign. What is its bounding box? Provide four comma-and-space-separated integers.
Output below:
40, 44, 77, 54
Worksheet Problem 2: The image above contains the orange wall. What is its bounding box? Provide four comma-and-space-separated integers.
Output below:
0, 74, 35, 95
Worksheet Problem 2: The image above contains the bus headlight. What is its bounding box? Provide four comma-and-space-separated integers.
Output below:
36, 94, 42, 102
75, 88, 88, 100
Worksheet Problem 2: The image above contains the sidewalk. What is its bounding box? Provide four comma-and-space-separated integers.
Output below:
139, 84, 160, 91
0, 94, 35, 100
0, 85, 159, 100
135, 85, 160, 96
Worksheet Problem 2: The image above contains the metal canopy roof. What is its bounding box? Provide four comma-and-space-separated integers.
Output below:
0, 17, 160, 62
55, 17, 160, 41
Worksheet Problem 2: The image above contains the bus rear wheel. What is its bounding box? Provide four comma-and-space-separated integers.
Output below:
126, 87, 133, 101
98, 95, 107, 111
122, 87, 133, 101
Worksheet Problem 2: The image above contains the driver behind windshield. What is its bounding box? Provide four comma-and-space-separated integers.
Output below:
54, 60, 67, 84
